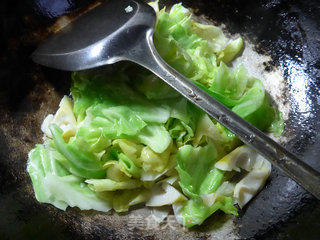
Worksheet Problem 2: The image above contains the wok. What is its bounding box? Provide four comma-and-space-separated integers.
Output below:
0, 0, 319, 239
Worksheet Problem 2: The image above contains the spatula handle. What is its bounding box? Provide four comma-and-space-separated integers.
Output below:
128, 29, 320, 200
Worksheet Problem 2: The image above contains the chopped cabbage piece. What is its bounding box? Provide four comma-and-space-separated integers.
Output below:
233, 166, 270, 207
218, 38, 244, 64
50, 124, 106, 179
182, 196, 237, 227
146, 183, 186, 207
44, 174, 112, 212
215, 145, 271, 207
137, 124, 171, 153
140, 143, 171, 173
41, 96, 77, 140
112, 189, 149, 212
176, 144, 223, 198
27, 145, 111, 212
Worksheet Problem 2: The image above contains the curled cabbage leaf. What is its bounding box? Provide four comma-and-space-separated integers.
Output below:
27, 145, 111, 212
215, 145, 271, 207
50, 124, 106, 179
41, 96, 77, 140
176, 144, 223, 198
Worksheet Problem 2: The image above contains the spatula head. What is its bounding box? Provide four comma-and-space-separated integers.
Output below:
32, 0, 156, 71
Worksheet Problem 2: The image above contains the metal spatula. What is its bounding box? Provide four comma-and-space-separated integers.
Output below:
32, 0, 320, 200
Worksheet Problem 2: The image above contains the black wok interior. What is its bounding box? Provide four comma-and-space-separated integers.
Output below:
1, 0, 320, 239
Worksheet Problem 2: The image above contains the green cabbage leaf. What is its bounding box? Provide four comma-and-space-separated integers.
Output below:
27, 145, 112, 212
176, 144, 238, 227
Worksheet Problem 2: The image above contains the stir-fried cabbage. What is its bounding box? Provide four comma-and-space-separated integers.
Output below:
27, 2, 283, 228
